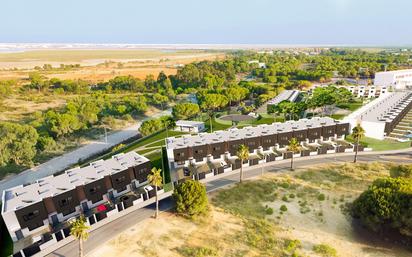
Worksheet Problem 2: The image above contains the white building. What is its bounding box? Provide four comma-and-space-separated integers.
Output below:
267, 90, 300, 107
248, 60, 266, 68
346, 85, 388, 98
343, 92, 412, 140
175, 120, 205, 133
374, 69, 412, 90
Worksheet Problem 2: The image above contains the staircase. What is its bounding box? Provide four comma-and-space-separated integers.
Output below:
387, 111, 412, 141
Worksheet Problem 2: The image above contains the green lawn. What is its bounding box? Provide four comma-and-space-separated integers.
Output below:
120, 130, 187, 153
205, 117, 232, 132
330, 114, 346, 120
346, 135, 410, 151
336, 102, 363, 112
208, 114, 283, 133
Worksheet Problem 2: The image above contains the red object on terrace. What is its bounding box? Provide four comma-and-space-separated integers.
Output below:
96, 205, 107, 212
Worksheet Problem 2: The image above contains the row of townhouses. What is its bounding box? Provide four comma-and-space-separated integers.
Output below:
166, 117, 353, 181
2, 152, 153, 257
343, 92, 412, 140
3, 117, 361, 257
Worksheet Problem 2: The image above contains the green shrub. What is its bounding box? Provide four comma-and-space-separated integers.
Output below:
173, 180, 208, 218
176, 246, 217, 257
351, 177, 412, 236
317, 193, 326, 201
279, 182, 290, 188
390, 164, 412, 178
313, 244, 337, 257
284, 239, 302, 253
282, 195, 289, 202
289, 193, 295, 198
280, 205, 288, 212
36, 136, 57, 152
111, 143, 125, 153
265, 207, 274, 215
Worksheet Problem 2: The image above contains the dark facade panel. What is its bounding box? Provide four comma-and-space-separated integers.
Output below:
192, 145, 209, 162
173, 147, 190, 163
292, 129, 308, 142
261, 134, 277, 150
228, 139, 244, 155
15, 201, 48, 231
52, 189, 80, 216
244, 137, 261, 152
322, 125, 336, 138
84, 178, 107, 204
307, 127, 322, 141
336, 123, 349, 136
209, 142, 226, 159
277, 132, 293, 147
133, 161, 151, 184
110, 169, 132, 193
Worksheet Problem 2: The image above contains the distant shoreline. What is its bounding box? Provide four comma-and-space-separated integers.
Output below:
0, 43, 410, 52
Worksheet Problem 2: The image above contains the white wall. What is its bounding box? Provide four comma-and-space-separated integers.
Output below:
362, 121, 386, 140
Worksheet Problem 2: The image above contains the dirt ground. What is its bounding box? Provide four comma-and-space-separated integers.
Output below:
0, 51, 224, 81
88, 163, 412, 257
88, 209, 245, 257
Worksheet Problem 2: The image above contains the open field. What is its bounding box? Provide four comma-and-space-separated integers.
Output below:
0, 49, 225, 81
88, 162, 412, 257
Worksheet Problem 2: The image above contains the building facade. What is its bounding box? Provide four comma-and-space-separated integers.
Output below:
175, 120, 205, 133
343, 92, 412, 140
1, 152, 151, 253
267, 90, 300, 109
166, 117, 350, 177
346, 85, 388, 98
374, 69, 412, 90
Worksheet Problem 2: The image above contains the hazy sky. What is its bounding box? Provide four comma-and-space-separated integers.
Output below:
1, 0, 411, 45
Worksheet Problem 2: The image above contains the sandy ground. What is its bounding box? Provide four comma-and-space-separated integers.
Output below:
88, 209, 244, 257
88, 164, 412, 257
0, 52, 224, 81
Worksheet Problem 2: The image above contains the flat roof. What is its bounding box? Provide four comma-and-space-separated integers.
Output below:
344, 92, 412, 123
175, 120, 205, 127
375, 69, 412, 76
267, 90, 300, 105
2, 152, 149, 213
166, 117, 343, 150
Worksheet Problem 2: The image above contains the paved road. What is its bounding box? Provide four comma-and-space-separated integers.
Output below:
0, 110, 171, 193
46, 150, 412, 257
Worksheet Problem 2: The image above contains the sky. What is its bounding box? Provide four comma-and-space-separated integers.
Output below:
0, 0, 411, 46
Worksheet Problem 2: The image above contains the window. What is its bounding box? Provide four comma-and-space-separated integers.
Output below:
137, 168, 147, 175
177, 152, 185, 157
59, 197, 72, 207
248, 142, 255, 146
23, 210, 39, 221
213, 146, 220, 151
195, 149, 203, 154
89, 185, 101, 195
115, 176, 126, 183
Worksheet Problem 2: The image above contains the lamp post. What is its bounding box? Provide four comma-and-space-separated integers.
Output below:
159, 148, 165, 185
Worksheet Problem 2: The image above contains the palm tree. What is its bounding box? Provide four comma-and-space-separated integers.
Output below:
237, 144, 249, 183
70, 215, 90, 257
352, 123, 365, 163
287, 138, 301, 171
147, 167, 163, 219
